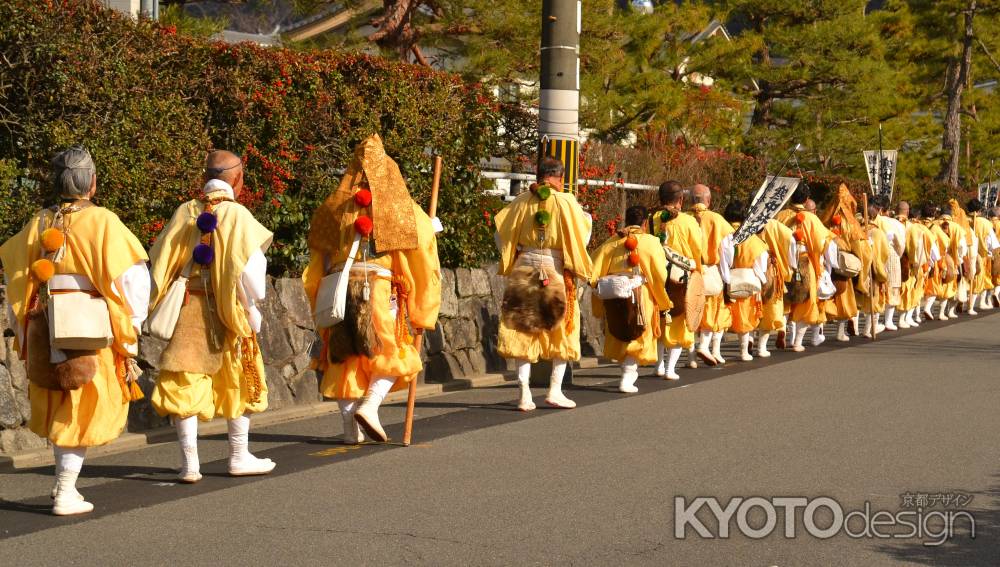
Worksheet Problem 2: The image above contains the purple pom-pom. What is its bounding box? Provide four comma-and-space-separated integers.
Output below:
196, 212, 218, 233
192, 243, 215, 265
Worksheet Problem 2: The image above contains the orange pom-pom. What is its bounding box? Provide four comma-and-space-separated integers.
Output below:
628, 251, 640, 266
40, 228, 65, 253
832, 214, 842, 226
624, 235, 638, 251
31, 259, 56, 283
796, 212, 805, 223
794, 229, 805, 242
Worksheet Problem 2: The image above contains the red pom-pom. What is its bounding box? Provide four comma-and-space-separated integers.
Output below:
354, 215, 374, 237
541, 278, 550, 287
624, 235, 638, 251
796, 212, 805, 223
794, 228, 805, 242
832, 214, 842, 226
628, 251, 640, 266
354, 188, 373, 207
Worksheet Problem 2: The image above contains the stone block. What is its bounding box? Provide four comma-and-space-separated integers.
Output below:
456, 267, 492, 297
439, 269, 459, 317
422, 323, 445, 355
275, 278, 314, 329
423, 352, 462, 383
0, 427, 47, 454
0, 366, 22, 427
441, 316, 478, 351
464, 348, 488, 375
139, 335, 167, 370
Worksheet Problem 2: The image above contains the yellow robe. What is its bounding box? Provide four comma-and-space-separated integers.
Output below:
0, 206, 147, 447
728, 234, 767, 334
494, 189, 593, 362
693, 206, 734, 333
783, 206, 832, 325
925, 222, 951, 300
993, 218, 1000, 286
971, 215, 994, 294
757, 219, 794, 332
652, 212, 704, 348
856, 224, 890, 313
825, 236, 859, 322
591, 229, 671, 365
303, 201, 441, 400
150, 196, 273, 420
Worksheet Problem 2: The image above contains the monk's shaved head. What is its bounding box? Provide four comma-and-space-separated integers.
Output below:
204, 149, 244, 195
805, 198, 816, 214
691, 184, 711, 207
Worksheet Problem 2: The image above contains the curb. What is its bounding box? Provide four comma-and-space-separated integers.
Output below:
0, 371, 518, 470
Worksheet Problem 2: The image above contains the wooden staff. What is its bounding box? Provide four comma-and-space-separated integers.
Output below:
403, 155, 442, 446
862, 192, 877, 342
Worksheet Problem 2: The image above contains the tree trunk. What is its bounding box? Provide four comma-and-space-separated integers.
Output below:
937, 1, 976, 187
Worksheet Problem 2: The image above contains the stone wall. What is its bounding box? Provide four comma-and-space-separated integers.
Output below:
0, 267, 604, 454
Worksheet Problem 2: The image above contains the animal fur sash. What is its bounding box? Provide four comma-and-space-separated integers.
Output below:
327, 274, 383, 363
26, 311, 98, 391
160, 293, 224, 375
501, 264, 567, 333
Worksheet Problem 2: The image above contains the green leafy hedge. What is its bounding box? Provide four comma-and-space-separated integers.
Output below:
0, 0, 507, 273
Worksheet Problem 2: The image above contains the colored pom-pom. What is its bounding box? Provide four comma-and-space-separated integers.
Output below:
624, 235, 639, 251
796, 212, 805, 223
794, 228, 805, 242
628, 251, 640, 266
31, 258, 56, 283
832, 214, 842, 226
529, 182, 539, 192
541, 278, 550, 287
658, 232, 667, 243
534, 210, 551, 226
196, 211, 218, 233
660, 211, 670, 222
354, 188, 373, 208
354, 215, 374, 237
535, 185, 552, 201
192, 243, 215, 265
40, 228, 65, 253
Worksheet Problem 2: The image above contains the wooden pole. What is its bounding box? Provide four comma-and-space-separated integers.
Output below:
402, 155, 442, 446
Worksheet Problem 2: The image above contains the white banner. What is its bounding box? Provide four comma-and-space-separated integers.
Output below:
732, 176, 801, 246
863, 150, 898, 201
978, 182, 999, 209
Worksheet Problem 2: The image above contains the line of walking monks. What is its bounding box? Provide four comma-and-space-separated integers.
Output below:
3, 140, 997, 517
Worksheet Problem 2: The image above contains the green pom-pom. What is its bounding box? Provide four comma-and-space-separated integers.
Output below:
660, 211, 670, 222
658, 232, 666, 243
536, 185, 552, 201
534, 210, 551, 227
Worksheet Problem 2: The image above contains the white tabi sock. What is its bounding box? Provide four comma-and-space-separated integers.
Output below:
885, 306, 897, 330
792, 323, 807, 351
516, 359, 535, 411
655, 345, 666, 376
52, 447, 91, 515
175, 415, 201, 482
757, 332, 771, 357
837, 320, 849, 342
711, 331, 726, 364
738, 334, 752, 361
619, 356, 639, 393
337, 400, 363, 444
665, 348, 682, 380
546, 359, 575, 408
227, 414, 275, 476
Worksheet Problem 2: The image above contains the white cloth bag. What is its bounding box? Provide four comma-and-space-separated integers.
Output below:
728, 268, 761, 300
48, 291, 114, 350
147, 260, 193, 341
314, 234, 362, 329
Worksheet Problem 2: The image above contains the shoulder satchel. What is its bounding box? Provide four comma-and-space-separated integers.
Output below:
147, 259, 194, 341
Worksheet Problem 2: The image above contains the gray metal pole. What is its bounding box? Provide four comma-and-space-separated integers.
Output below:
539, 0, 580, 192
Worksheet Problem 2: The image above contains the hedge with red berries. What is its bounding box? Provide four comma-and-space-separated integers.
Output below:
0, 0, 516, 273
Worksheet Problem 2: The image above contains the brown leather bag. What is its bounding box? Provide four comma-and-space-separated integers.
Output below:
604, 293, 645, 342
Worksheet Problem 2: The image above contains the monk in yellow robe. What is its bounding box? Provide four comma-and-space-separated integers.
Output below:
820, 185, 861, 342
303, 135, 441, 443
690, 184, 734, 366
947, 200, 977, 316
871, 196, 906, 330
908, 206, 937, 324
651, 181, 704, 380
494, 157, 592, 410
721, 201, 768, 361
991, 208, 1000, 304
781, 187, 836, 351
590, 206, 671, 393
150, 150, 275, 482
856, 202, 891, 337
893, 201, 924, 328
965, 199, 999, 311
937, 207, 969, 319
755, 218, 795, 356
0, 147, 150, 515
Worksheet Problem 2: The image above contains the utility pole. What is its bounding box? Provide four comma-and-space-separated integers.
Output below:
539, 0, 581, 192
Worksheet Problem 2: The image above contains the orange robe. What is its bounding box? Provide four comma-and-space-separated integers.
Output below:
693, 206, 734, 333
728, 234, 767, 334
783, 206, 832, 325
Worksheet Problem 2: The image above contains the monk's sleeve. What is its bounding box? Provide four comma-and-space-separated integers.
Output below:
401, 204, 441, 331
589, 242, 609, 319
302, 251, 326, 310
642, 238, 672, 311
557, 196, 594, 281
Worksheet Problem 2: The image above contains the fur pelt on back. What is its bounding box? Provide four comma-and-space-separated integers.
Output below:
501, 265, 567, 333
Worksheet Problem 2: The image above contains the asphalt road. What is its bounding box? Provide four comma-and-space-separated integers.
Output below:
1, 311, 999, 566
